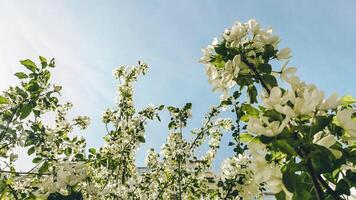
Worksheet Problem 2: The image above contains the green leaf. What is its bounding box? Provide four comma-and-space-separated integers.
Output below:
341, 95, 356, 106
38, 161, 49, 173
264, 109, 283, 122
335, 179, 350, 195
262, 44, 276, 60
75, 153, 84, 160
158, 105, 165, 110
14, 72, 28, 79
247, 85, 258, 104
20, 59, 37, 72
137, 135, 145, 143
15, 86, 28, 98
25, 81, 40, 92
48, 192, 83, 200
168, 121, 176, 129
282, 169, 297, 193
257, 63, 272, 74
233, 91, 241, 99
221, 99, 232, 106
275, 191, 286, 200
32, 157, 42, 163
274, 139, 296, 156
184, 102, 192, 110
64, 147, 72, 156
240, 133, 257, 143
19, 102, 34, 120
310, 145, 334, 173
240, 114, 249, 122
236, 74, 253, 87
89, 148, 96, 154
241, 103, 259, 116
214, 42, 228, 57
263, 74, 278, 88
293, 184, 313, 200
167, 106, 177, 113
27, 147, 35, 155
0, 180, 6, 194
310, 116, 332, 136
212, 54, 225, 69
259, 135, 273, 144
39, 56, 48, 68
345, 170, 356, 186
0, 96, 9, 104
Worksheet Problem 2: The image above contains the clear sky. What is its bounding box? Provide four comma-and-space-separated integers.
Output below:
1, 0, 356, 171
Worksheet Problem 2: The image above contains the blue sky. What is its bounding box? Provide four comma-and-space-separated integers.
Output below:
1, 0, 356, 170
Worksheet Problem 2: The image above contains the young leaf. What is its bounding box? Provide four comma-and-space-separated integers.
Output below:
19, 103, 34, 120
241, 104, 259, 116
137, 135, 146, 143
20, 59, 37, 72
184, 102, 192, 110
39, 56, 48, 68
27, 147, 35, 155
158, 105, 165, 110
32, 157, 42, 163
14, 72, 28, 79
89, 148, 96, 154
0, 96, 9, 104
341, 95, 356, 106
233, 91, 241, 99
64, 147, 72, 156
38, 161, 49, 173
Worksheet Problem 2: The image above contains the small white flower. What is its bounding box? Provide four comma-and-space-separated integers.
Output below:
262, 87, 282, 108
275, 105, 295, 118
276, 48, 291, 60
199, 46, 213, 64
247, 19, 260, 34
318, 93, 341, 110
211, 37, 219, 46
340, 162, 356, 172
294, 89, 324, 116
247, 117, 286, 137
280, 64, 297, 83
313, 132, 342, 158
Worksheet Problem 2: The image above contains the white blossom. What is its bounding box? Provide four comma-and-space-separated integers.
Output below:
276, 48, 291, 60
313, 132, 342, 158
319, 93, 341, 110
335, 109, 356, 139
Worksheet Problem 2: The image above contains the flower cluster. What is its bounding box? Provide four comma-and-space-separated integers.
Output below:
33, 162, 88, 198
202, 19, 356, 199
200, 19, 291, 98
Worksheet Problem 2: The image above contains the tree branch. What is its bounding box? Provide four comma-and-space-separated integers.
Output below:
305, 160, 325, 200
316, 174, 343, 200
242, 58, 271, 94
0, 170, 49, 176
